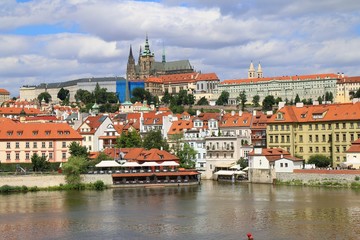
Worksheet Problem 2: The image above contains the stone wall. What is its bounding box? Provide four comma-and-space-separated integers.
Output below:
276, 170, 360, 184
0, 174, 113, 187
249, 168, 276, 184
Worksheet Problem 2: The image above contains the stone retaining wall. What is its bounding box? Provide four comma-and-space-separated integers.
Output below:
277, 171, 360, 184
0, 174, 113, 187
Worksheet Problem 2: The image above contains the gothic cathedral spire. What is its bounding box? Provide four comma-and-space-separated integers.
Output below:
126, 45, 136, 81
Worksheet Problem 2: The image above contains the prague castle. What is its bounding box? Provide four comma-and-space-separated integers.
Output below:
126, 36, 194, 80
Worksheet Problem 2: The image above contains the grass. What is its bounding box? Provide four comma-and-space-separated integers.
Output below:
0, 180, 107, 194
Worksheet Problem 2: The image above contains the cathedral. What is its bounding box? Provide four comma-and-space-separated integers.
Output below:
126, 36, 194, 80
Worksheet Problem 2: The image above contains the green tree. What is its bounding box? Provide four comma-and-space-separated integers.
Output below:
187, 94, 195, 106
161, 90, 171, 104
116, 131, 142, 148
237, 90, 247, 111
307, 154, 332, 168
317, 96, 323, 104
37, 92, 52, 104
324, 91, 334, 102
31, 153, 50, 172
196, 96, 209, 105
275, 97, 283, 105
62, 156, 88, 185
262, 95, 276, 111
75, 89, 93, 104
93, 83, 108, 104
175, 143, 197, 169
352, 89, 360, 99
295, 94, 301, 103
306, 98, 313, 105
69, 142, 88, 158
106, 92, 119, 104
131, 87, 147, 103
252, 95, 260, 107
237, 157, 248, 169
216, 91, 229, 105
57, 87, 70, 101
142, 130, 169, 151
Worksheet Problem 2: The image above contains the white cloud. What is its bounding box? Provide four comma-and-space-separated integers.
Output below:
0, 0, 360, 96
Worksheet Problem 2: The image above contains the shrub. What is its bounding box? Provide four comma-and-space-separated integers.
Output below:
355, 176, 360, 181
93, 180, 106, 191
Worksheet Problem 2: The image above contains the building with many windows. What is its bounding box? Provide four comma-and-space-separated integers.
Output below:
215, 63, 339, 105
336, 76, 360, 103
0, 118, 82, 163
266, 102, 360, 167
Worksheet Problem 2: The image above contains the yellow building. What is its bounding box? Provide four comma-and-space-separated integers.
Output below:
336, 76, 360, 103
267, 102, 360, 167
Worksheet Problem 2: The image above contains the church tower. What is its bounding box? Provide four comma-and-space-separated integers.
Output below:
248, 61, 256, 79
257, 62, 263, 78
139, 35, 155, 79
126, 45, 136, 80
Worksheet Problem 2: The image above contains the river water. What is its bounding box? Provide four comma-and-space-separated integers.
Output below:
1, 181, 360, 240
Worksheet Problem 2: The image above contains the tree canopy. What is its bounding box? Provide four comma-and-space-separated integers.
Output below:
37, 92, 52, 104
31, 153, 50, 172
295, 94, 301, 103
57, 88, 70, 101
142, 130, 169, 151
237, 90, 247, 111
262, 95, 275, 111
252, 95, 260, 107
175, 143, 197, 169
196, 96, 209, 106
116, 131, 142, 148
62, 156, 88, 185
307, 154, 332, 168
216, 91, 229, 105
69, 142, 88, 159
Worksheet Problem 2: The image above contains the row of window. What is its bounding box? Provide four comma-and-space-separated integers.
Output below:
6, 151, 67, 161
207, 153, 234, 158
269, 122, 360, 131
6, 141, 67, 149
298, 145, 348, 153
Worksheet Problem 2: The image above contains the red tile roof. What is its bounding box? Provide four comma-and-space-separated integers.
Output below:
168, 120, 193, 135
268, 102, 360, 123
0, 121, 82, 140
0, 107, 42, 115
222, 73, 339, 85
78, 115, 108, 134
337, 76, 360, 84
249, 148, 303, 162
136, 149, 179, 162
220, 112, 252, 128
0, 88, 10, 94
346, 139, 360, 153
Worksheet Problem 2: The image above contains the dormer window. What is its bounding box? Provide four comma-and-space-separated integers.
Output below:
32, 131, 38, 136
7, 131, 13, 136
17, 131, 23, 136
58, 131, 63, 135
45, 131, 51, 135
276, 113, 284, 120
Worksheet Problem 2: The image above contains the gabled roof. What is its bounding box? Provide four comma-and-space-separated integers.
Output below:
268, 102, 360, 123
220, 112, 252, 128
222, 73, 339, 85
168, 120, 193, 135
0, 121, 82, 140
346, 139, 360, 153
136, 149, 179, 162
0, 88, 10, 94
78, 115, 109, 134
251, 112, 269, 129
0, 107, 42, 115
249, 148, 303, 162
337, 76, 360, 84
195, 112, 221, 121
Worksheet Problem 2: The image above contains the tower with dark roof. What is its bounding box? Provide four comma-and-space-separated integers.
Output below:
126, 45, 136, 81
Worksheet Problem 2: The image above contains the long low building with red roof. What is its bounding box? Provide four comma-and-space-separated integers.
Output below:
0, 118, 83, 163
215, 63, 341, 105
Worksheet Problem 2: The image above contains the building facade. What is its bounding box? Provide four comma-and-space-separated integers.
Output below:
266, 102, 360, 167
0, 118, 82, 163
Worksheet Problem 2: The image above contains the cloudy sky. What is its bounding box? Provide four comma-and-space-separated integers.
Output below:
1, 0, 360, 96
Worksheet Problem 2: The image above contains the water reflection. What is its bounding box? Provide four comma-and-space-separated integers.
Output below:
1, 182, 360, 239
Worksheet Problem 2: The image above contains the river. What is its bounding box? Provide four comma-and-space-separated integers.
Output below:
1, 181, 360, 240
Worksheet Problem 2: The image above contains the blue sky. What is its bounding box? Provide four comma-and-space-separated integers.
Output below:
1, 0, 360, 96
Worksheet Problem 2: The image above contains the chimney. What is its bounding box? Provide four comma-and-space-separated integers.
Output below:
278, 102, 286, 109
341, 73, 344, 78
238, 110, 243, 116
231, 110, 235, 116
313, 100, 319, 105
253, 110, 257, 116
296, 102, 304, 108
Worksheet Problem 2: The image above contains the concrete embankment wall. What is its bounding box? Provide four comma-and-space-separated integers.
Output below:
0, 174, 113, 187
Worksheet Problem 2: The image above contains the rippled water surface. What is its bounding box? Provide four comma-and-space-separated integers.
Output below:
1, 181, 360, 240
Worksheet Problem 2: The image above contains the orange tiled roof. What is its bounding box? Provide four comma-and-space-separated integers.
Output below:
78, 115, 108, 134
145, 72, 219, 84
222, 73, 339, 85
346, 139, 360, 153
168, 120, 193, 135
337, 76, 360, 84
136, 148, 179, 162
0, 88, 10, 94
249, 148, 303, 162
121, 148, 146, 160
25, 116, 59, 122
219, 112, 252, 128
251, 112, 269, 129
0, 122, 82, 140
268, 102, 360, 123
0, 107, 42, 115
